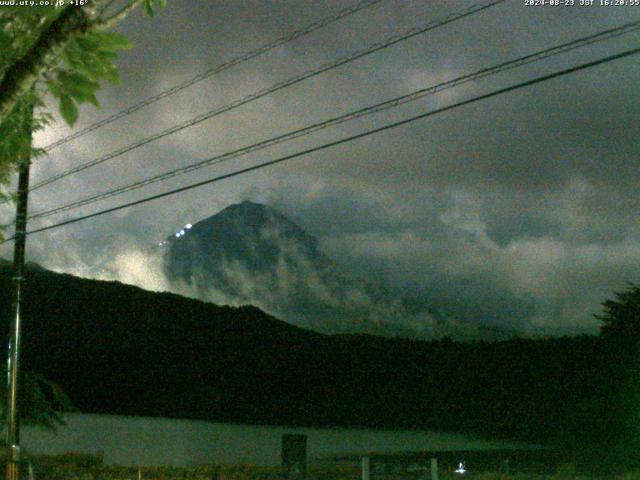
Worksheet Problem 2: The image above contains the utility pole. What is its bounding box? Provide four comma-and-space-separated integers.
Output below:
5, 107, 32, 480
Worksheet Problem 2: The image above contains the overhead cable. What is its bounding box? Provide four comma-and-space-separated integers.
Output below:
26, 19, 640, 222
30, 0, 505, 192
3, 44, 636, 243
42, 0, 388, 152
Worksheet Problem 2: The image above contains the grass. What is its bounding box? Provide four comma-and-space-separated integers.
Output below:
13, 453, 640, 479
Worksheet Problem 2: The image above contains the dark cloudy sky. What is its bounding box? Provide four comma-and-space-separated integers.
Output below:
1, 0, 638, 336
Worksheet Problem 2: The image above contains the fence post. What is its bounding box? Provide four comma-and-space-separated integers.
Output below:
430, 458, 438, 480
282, 434, 307, 480
362, 456, 370, 480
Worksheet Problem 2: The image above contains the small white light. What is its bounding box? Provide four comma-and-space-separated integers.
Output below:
185, 224, 192, 229
455, 462, 466, 474
175, 233, 181, 238
180, 229, 185, 235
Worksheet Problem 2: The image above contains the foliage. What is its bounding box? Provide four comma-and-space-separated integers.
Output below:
45, 29, 133, 125
0, 91, 39, 203
30, 455, 358, 480
551, 463, 577, 479
21, 454, 640, 480
0, 366, 74, 431
597, 283, 640, 340
591, 283, 640, 470
17, 370, 74, 429
0, 0, 167, 203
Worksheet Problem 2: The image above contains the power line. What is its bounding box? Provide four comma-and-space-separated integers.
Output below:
4, 44, 637, 243
41, 0, 388, 152
25, 19, 640, 222
29, 0, 505, 192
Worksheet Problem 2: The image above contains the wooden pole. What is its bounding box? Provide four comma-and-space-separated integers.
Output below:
430, 458, 438, 480
361, 456, 370, 480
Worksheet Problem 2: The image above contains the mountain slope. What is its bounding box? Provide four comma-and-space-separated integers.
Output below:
0, 261, 330, 424
0, 262, 618, 450
163, 201, 510, 340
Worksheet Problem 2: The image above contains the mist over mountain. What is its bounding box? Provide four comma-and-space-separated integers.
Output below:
163, 201, 513, 340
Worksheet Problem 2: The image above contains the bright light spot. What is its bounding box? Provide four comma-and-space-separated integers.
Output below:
175, 233, 181, 238
180, 229, 185, 235
185, 224, 192, 229
455, 462, 466, 474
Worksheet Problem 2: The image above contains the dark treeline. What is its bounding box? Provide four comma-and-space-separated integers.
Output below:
0, 263, 638, 469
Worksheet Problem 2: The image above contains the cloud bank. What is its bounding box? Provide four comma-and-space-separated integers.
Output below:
0, 0, 635, 337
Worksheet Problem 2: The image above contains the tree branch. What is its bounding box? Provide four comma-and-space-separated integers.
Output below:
96, 0, 121, 19
0, 6, 91, 125
94, 0, 145, 31
0, 0, 145, 125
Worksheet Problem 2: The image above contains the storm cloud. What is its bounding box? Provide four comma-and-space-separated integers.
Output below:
2, 0, 638, 336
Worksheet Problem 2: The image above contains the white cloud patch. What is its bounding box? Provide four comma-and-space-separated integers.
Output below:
1, 0, 635, 340
111, 249, 170, 292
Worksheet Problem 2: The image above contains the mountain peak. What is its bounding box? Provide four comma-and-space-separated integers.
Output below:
187, 201, 318, 251
233, 200, 271, 209
164, 202, 322, 306
219, 200, 275, 216
163, 202, 512, 340
213, 201, 298, 230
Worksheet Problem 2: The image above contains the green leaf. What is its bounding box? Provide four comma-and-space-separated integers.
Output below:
91, 31, 133, 52
75, 52, 121, 84
59, 95, 78, 126
157, 0, 168, 8
46, 80, 63, 99
95, 50, 119, 63
76, 51, 104, 79
101, 65, 121, 84
61, 39, 83, 69
0, 29, 11, 51
57, 71, 100, 99
85, 93, 100, 108
144, 0, 154, 16
76, 35, 101, 53
93, 54, 121, 83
